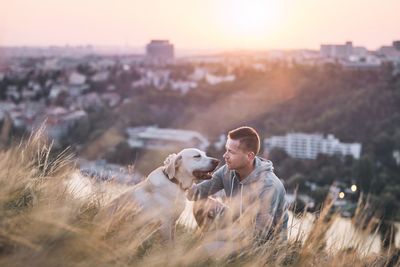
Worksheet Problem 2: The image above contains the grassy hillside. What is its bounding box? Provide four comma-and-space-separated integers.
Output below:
0, 130, 398, 266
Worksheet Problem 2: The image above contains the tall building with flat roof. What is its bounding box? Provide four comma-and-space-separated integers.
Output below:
146, 40, 174, 64
264, 132, 361, 159
320, 41, 353, 59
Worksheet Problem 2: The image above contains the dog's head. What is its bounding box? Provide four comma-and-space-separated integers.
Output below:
163, 148, 219, 189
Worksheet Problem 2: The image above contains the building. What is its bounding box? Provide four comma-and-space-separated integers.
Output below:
29, 108, 88, 147
264, 133, 362, 159
78, 158, 142, 184
352, 46, 368, 57
378, 42, 400, 62
319, 41, 369, 61
126, 126, 209, 151
47, 110, 87, 142
68, 71, 86, 85
145, 40, 174, 64
393, 40, 400, 51
342, 55, 382, 70
320, 42, 353, 59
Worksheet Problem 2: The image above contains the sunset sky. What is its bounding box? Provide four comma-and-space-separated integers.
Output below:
1, 0, 399, 51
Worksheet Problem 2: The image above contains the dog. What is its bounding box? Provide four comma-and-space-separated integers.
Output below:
99, 148, 219, 240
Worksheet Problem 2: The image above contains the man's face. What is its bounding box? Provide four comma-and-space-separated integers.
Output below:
223, 138, 253, 170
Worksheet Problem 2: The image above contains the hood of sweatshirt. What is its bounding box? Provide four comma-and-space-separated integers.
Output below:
238, 157, 274, 185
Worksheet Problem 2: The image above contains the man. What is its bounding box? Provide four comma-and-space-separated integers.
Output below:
187, 126, 288, 242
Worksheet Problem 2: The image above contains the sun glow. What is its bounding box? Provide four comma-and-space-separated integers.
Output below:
216, 0, 282, 47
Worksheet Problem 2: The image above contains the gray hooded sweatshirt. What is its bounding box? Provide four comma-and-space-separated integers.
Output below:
191, 157, 288, 240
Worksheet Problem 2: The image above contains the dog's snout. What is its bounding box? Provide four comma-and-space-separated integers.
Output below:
211, 158, 220, 166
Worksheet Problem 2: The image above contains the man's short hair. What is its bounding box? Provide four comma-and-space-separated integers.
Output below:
228, 126, 260, 155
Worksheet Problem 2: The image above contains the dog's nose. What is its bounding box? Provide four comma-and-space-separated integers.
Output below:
212, 158, 220, 166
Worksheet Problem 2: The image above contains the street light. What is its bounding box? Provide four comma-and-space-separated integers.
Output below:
339, 192, 345, 199
351, 185, 357, 192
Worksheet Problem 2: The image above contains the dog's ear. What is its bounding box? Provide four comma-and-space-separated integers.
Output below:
163, 153, 182, 179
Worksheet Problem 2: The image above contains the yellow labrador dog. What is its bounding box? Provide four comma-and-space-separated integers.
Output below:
101, 148, 219, 240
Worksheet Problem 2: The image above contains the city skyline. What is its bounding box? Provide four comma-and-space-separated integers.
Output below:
1, 0, 399, 51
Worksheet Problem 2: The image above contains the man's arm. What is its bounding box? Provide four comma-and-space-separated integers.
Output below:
254, 184, 279, 236
187, 166, 225, 201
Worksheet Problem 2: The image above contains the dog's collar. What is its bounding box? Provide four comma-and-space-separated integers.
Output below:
162, 169, 188, 191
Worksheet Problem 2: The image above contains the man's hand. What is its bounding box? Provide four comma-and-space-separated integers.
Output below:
206, 198, 227, 219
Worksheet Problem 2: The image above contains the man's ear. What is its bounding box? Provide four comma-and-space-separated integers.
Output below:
163, 153, 182, 179
248, 151, 255, 160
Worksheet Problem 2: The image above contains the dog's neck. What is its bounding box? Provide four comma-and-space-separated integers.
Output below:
162, 168, 188, 191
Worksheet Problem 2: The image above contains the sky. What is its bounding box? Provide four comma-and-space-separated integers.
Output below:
0, 0, 399, 51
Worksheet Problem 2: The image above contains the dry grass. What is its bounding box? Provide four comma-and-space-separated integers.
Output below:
0, 129, 397, 267
80, 127, 124, 160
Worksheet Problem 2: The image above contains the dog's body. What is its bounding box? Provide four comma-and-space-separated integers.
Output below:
101, 148, 219, 239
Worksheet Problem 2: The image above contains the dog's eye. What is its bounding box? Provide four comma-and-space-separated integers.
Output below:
193, 155, 201, 158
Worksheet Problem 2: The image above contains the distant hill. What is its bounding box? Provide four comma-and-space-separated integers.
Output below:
249, 64, 400, 154
100, 62, 400, 155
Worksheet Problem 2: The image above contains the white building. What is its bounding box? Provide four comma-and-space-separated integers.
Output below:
264, 133, 362, 159
378, 45, 400, 62
132, 69, 170, 89
68, 72, 86, 85
342, 55, 382, 70
189, 67, 209, 81
352, 46, 369, 57
205, 73, 235, 85
170, 80, 198, 94
189, 67, 236, 85
91, 71, 110, 82
320, 42, 353, 59
126, 126, 209, 151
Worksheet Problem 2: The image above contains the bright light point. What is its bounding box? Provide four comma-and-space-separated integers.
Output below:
339, 192, 345, 199
351, 185, 357, 192
216, 0, 282, 47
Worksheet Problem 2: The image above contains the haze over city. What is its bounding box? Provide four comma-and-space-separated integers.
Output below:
1, 0, 399, 51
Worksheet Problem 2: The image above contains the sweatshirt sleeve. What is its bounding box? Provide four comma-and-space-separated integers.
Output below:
254, 182, 280, 236
187, 166, 225, 200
